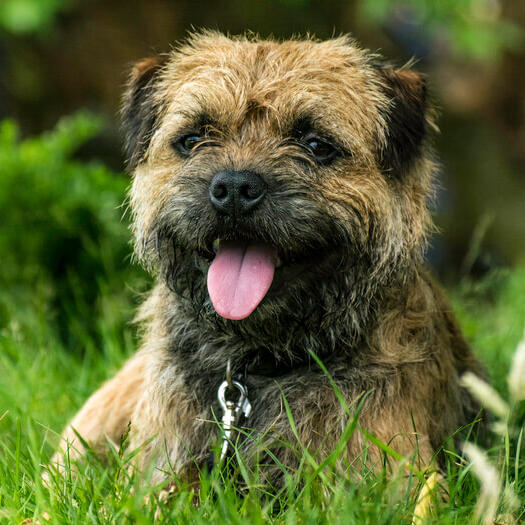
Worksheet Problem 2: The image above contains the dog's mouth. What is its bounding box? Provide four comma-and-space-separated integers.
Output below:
206, 239, 278, 320
173, 227, 344, 321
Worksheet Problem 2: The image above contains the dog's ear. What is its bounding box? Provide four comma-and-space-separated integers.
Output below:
121, 56, 168, 170
377, 67, 428, 176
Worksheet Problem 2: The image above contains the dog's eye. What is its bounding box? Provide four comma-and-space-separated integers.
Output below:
303, 134, 338, 163
174, 134, 202, 156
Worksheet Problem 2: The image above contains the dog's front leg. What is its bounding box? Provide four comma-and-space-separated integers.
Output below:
48, 350, 150, 471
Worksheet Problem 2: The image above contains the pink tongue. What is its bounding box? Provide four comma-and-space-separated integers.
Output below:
207, 241, 276, 320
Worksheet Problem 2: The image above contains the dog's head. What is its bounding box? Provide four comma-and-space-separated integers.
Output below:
123, 32, 434, 326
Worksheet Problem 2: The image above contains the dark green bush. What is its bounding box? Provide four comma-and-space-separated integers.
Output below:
0, 113, 147, 349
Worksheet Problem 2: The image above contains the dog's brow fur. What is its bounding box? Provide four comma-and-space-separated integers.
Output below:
52, 31, 485, 490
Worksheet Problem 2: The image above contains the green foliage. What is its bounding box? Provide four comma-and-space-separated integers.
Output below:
452, 267, 525, 392
0, 0, 70, 35
0, 114, 147, 349
358, 0, 523, 62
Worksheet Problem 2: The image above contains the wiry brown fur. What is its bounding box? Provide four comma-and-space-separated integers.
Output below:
51, 32, 485, 488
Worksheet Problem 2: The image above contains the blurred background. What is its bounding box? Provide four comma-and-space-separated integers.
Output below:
0, 0, 524, 351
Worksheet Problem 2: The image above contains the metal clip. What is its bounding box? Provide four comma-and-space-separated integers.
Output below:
217, 379, 252, 463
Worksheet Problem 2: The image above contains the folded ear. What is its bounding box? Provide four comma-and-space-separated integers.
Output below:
121, 56, 168, 170
377, 67, 428, 176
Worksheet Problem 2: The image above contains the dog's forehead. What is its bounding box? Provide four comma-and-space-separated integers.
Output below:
159, 37, 385, 136
175, 37, 362, 82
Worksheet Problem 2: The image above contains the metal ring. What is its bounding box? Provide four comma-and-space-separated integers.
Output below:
217, 380, 247, 410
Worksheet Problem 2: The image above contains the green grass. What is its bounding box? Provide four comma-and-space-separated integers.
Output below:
0, 266, 524, 523
0, 116, 523, 523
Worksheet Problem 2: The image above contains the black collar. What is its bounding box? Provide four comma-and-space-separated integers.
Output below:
239, 349, 317, 379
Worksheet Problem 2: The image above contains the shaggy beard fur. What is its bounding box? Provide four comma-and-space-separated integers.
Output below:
137, 207, 420, 430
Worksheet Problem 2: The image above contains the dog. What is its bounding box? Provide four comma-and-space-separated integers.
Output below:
51, 31, 485, 488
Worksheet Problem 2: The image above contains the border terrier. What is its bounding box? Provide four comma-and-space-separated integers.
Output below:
51, 32, 485, 487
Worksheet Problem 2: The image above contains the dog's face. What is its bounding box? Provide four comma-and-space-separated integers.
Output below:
124, 33, 432, 325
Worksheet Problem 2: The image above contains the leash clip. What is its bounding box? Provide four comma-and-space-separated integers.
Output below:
217, 378, 252, 463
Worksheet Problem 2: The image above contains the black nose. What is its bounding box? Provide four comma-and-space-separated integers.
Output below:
209, 170, 267, 217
